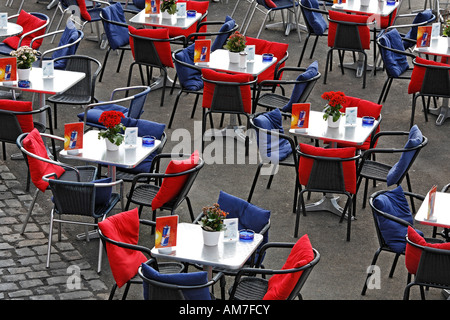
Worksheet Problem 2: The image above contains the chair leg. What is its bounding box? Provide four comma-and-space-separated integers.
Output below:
108, 283, 118, 300
168, 90, 183, 129
297, 34, 310, 67
191, 94, 200, 119
46, 210, 55, 268
99, 47, 112, 82
117, 49, 126, 73
247, 162, 263, 203
410, 94, 418, 129
21, 188, 40, 234
324, 49, 332, 85
53, 103, 58, 129
185, 197, 195, 222
361, 247, 382, 295
388, 253, 401, 278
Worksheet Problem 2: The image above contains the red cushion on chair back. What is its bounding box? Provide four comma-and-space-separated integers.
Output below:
128, 26, 174, 68
327, 10, 371, 50
77, 0, 91, 21
408, 56, 450, 94
151, 151, 200, 211
245, 37, 289, 83
23, 129, 65, 192
201, 68, 253, 113
298, 143, 357, 194
3, 10, 47, 49
166, 1, 209, 38
0, 100, 34, 133
263, 234, 315, 300
98, 207, 148, 288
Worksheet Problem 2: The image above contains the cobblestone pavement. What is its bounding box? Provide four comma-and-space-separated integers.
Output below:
0, 162, 109, 300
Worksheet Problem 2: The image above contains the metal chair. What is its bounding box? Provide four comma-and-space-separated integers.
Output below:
228, 241, 320, 300
46, 55, 102, 129
43, 172, 123, 273
5, 0, 25, 14
98, 208, 185, 300
16, 131, 98, 235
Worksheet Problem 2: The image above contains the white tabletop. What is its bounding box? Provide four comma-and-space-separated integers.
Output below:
332, 0, 399, 17
196, 49, 278, 77
59, 130, 161, 170
0, 67, 85, 95
415, 192, 450, 229
151, 223, 263, 270
414, 36, 450, 58
129, 9, 202, 29
0, 22, 22, 39
289, 110, 379, 145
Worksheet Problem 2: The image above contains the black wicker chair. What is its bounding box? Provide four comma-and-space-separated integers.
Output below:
228, 242, 320, 300
47, 55, 102, 129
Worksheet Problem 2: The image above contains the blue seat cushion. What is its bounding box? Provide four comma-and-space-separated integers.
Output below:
211, 16, 236, 52
253, 109, 292, 162
101, 3, 129, 50
386, 125, 422, 186
403, 10, 433, 49
118, 118, 166, 173
282, 60, 318, 113
373, 186, 423, 253
92, 177, 112, 207
52, 21, 81, 69
141, 263, 211, 300
0, 43, 13, 56
77, 103, 129, 124
301, 0, 327, 35
378, 29, 409, 78
174, 44, 203, 91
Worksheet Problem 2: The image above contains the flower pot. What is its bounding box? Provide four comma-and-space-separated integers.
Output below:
202, 229, 222, 246
17, 68, 30, 81
161, 10, 173, 19
361, 0, 370, 6
327, 116, 341, 128
447, 36, 450, 48
105, 138, 120, 151
228, 51, 240, 64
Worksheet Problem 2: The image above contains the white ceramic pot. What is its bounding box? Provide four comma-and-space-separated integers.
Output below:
447, 36, 450, 48
361, 0, 370, 6
17, 68, 30, 81
161, 10, 173, 19
105, 138, 120, 151
202, 229, 222, 246
229, 51, 240, 64
327, 116, 341, 128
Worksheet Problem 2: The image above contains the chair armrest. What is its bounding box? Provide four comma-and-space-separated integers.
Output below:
98, 225, 153, 256
33, 30, 84, 64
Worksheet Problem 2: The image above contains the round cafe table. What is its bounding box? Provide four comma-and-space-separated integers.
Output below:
0, 22, 23, 39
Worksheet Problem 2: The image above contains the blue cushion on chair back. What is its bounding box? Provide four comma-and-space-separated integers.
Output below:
282, 60, 319, 113
253, 109, 292, 163
386, 125, 423, 186
372, 186, 423, 254
119, 118, 166, 173
211, 16, 236, 52
403, 10, 433, 49
52, 21, 82, 69
301, 0, 327, 35
141, 263, 211, 300
134, 0, 145, 9
378, 29, 409, 78
174, 44, 203, 91
101, 2, 129, 50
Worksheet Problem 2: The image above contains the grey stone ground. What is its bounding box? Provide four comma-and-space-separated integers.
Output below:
0, 0, 449, 304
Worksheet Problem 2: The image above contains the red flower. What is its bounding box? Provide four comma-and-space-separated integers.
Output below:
98, 111, 124, 129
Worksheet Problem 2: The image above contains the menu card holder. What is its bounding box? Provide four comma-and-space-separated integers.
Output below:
416, 26, 432, 48
0, 13, 7, 29
426, 185, 437, 222
223, 218, 238, 242
194, 39, 211, 65
155, 215, 178, 253
345, 107, 357, 126
177, 2, 186, 17
64, 122, 84, 155
42, 60, 54, 78
291, 103, 310, 132
124, 127, 138, 148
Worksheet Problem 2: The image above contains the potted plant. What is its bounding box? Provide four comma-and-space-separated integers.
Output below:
321, 91, 346, 128
97, 110, 126, 151
10, 46, 38, 81
224, 31, 246, 64
160, 0, 177, 18
200, 203, 228, 246
443, 19, 450, 47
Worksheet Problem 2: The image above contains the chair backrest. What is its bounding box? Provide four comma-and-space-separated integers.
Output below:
201, 68, 255, 114
327, 10, 372, 50
55, 55, 102, 100
0, 110, 24, 144
100, 2, 129, 50
297, 143, 359, 194
411, 58, 450, 97
5, 11, 49, 49
128, 28, 174, 68
124, 86, 151, 119
287, 248, 320, 300
402, 10, 435, 49
299, 0, 328, 36
51, 23, 84, 69
173, 46, 203, 91
377, 28, 413, 78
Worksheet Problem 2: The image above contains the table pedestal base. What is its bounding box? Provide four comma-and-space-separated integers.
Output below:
428, 98, 450, 126
305, 194, 354, 220
204, 126, 249, 144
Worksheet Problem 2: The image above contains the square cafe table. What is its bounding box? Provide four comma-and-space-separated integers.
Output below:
151, 222, 263, 280
415, 191, 450, 237
129, 9, 202, 29
289, 110, 379, 215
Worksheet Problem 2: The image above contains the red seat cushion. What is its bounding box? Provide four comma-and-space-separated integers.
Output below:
263, 234, 314, 300
408, 56, 450, 94
298, 143, 357, 194
201, 68, 253, 114
328, 10, 371, 50
0, 99, 34, 133
128, 26, 174, 68
405, 226, 450, 275
77, 0, 91, 21
23, 129, 65, 192
98, 207, 148, 288
151, 151, 200, 210
165, 1, 209, 38
332, 96, 382, 150
245, 36, 289, 83
3, 10, 47, 49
